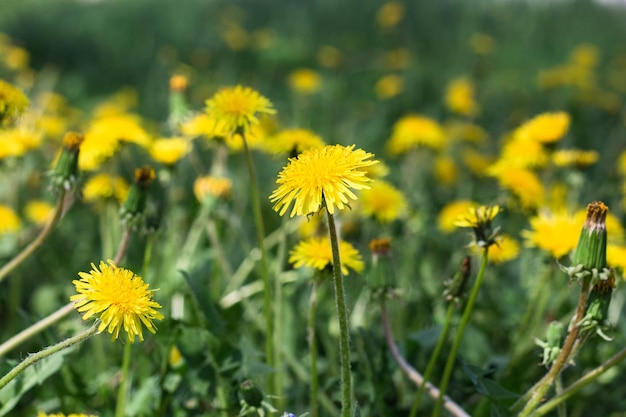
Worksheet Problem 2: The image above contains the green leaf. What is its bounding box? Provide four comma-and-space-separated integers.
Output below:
463, 363, 519, 402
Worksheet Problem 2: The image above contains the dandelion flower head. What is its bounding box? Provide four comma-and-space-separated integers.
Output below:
445, 77, 479, 117
149, 137, 190, 165
289, 236, 364, 275
194, 176, 233, 201
357, 180, 408, 223
83, 173, 130, 204
488, 165, 545, 209
438, 200, 478, 233
288, 68, 322, 95
25, 200, 54, 225
265, 128, 325, 156
515, 112, 570, 144
522, 210, 581, 258
205, 85, 276, 133
386, 114, 446, 155
0, 204, 21, 235
472, 234, 520, 264
0, 79, 29, 125
71, 260, 164, 343
270, 144, 378, 217
552, 149, 599, 168
375, 74, 404, 100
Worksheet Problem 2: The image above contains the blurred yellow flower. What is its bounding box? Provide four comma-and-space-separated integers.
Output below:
470, 33, 495, 55
83, 173, 130, 204
0, 79, 29, 125
0, 127, 40, 159
462, 148, 493, 176
552, 149, 599, 168
4, 46, 29, 70
445, 78, 479, 117
288, 68, 322, 95
205, 85, 276, 133
270, 144, 378, 217
375, 74, 404, 100
289, 237, 364, 275
316, 45, 342, 68
434, 155, 458, 185
570, 43, 600, 69
488, 166, 545, 209
438, 200, 478, 233
149, 137, 190, 165
181, 113, 230, 139
522, 210, 582, 258
455, 205, 500, 229
25, 200, 54, 225
193, 176, 232, 201
71, 260, 163, 343
362, 160, 390, 178
499, 134, 549, 168
357, 180, 408, 223
383, 48, 413, 70
473, 234, 520, 264
386, 114, 447, 155
377, 1, 405, 30
220, 21, 249, 51
37, 412, 98, 417
169, 345, 185, 368
0, 204, 21, 235
444, 121, 487, 145
264, 128, 325, 155
607, 244, 626, 273
516, 112, 570, 144
79, 113, 151, 171
297, 211, 326, 238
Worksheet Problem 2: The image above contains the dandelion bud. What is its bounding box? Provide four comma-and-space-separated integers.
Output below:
367, 238, 396, 298
169, 75, 189, 130
534, 321, 564, 366
443, 256, 472, 304
238, 380, 264, 408
578, 270, 615, 341
120, 166, 155, 230
50, 131, 84, 192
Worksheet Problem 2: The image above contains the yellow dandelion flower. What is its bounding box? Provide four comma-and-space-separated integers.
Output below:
444, 120, 487, 145
270, 144, 378, 217
470, 33, 495, 55
570, 43, 599, 68
0, 204, 21, 235
205, 85, 276, 133
0, 79, 29, 125
316, 45, 342, 68
149, 137, 190, 165
522, 210, 581, 258
462, 148, 494, 176
377, 1, 404, 30
264, 128, 325, 155
382, 48, 413, 71
25, 200, 54, 225
445, 78, 479, 117
0, 127, 42, 158
220, 21, 249, 51
472, 234, 520, 264
193, 176, 232, 201
500, 133, 549, 168
289, 237, 364, 275
455, 205, 500, 229
288, 68, 322, 95
434, 155, 458, 185
83, 173, 130, 204
386, 114, 447, 155
169, 345, 185, 368
70, 260, 164, 343
375, 74, 404, 100
488, 165, 545, 209
516, 112, 570, 144
607, 244, 626, 272
552, 149, 599, 168
181, 113, 230, 139
357, 180, 408, 223
438, 200, 478, 233
4, 46, 29, 70
363, 160, 390, 179
224, 122, 270, 152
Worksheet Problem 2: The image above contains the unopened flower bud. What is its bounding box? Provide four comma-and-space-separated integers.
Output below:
367, 238, 396, 298
50, 131, 84, 192
120, 166, 155, 230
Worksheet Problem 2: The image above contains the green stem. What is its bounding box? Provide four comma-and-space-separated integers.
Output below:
115, 342, 133, 417
411, 302, 455, 416
515, 278, 591, 416
0, 324, 98, 390
0, 190, 66, 284
308, 279, 320, 417
432, 248, 490, 417
531, 345, 626, 417
555, 374, 566, 417
273, 215, 288, 409
113, 228, 132, 265
0, 302, 75, 358
241, 131, 275, 395
326, 209, 353, 417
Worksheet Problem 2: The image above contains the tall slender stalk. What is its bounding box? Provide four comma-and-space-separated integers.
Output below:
326, 210, 353, 417
240, 131, 275, 395
308, 279, 320, 417
432, 248, 489, 417
115, 342, 133, 417
0, 190, 66, 284
0, 324, 99, 390
410, 302, 455, 416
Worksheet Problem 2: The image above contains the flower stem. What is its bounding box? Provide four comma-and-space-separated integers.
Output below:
531, 345, 626, 417
0, 190, 66, 284
241, 131, 275, 395
410, 302, 455, 416
514, 278, 591, 417
380, 300, 469, 417
115, 342, 133, 417
432, 248, 490, 417
113, 227, 133, 265
326, 210, 353, 417
0, 324, 98, 390
308, 279, 320, 417
0, 302, 76, 358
